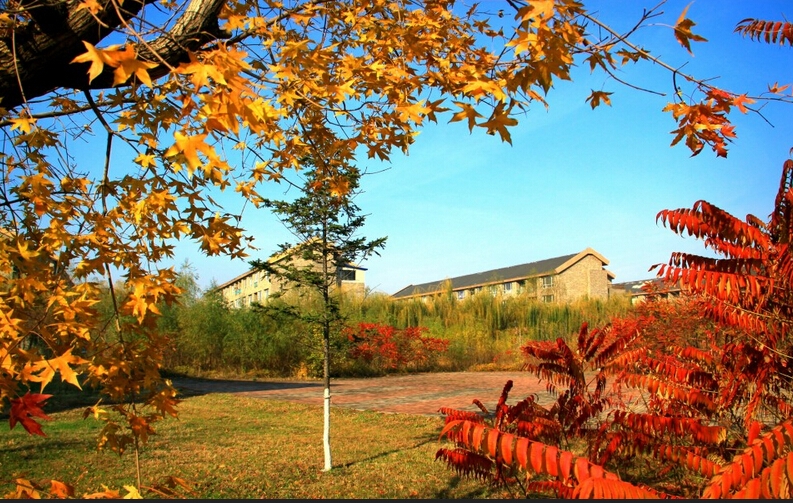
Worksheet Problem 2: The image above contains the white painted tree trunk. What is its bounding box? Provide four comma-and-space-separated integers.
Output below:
322, 386, 332, 471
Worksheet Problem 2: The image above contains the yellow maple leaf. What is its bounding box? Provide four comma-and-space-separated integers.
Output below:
396, 100, 430, 124
123, 485, 143, 499
176, 52, 227, 88
30, 349, 88, 391
134, 152, 157, 169
165, 132, 210, 173
16, 238, 39, 261
477, 103, 518, 145
110, 46, 157, 87
449, 102, 484, 132
586, 90, 613, 109
9, 116, 36, 133
328, 175, 350, 197
518, 0, 555, 23
506, 30, 537, 56
71, 41, 114, 83
75, 0, 102, 14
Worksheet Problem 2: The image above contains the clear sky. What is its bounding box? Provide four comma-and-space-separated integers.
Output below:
177, 0, 793, 295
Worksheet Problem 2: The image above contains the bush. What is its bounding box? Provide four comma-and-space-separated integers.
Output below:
339, 322, 449, 375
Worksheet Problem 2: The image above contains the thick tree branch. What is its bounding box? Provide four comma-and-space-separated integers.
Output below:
0, 0, 227, 111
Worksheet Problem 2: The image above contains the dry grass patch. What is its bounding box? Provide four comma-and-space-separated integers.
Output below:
1, 393, 509, 499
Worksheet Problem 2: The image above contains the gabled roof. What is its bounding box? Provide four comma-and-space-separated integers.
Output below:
392, 248, 611, 299
215, 238, 367, 291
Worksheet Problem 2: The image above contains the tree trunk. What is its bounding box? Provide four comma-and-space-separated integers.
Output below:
322, 319, 332, 471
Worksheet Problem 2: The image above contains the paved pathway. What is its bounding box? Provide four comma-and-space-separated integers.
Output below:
173, 371, 564, 416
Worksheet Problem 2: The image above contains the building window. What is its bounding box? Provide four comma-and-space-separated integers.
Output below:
489, 285, 498, 295
542, 294, 554, 303
456, 290, 465, 300
339, 269, 356, 281
504, 282, 512, 292
541, 276, 554, 289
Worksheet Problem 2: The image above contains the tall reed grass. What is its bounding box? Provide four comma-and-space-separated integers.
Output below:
342, 288, 633, 371
158, 282, 634, 378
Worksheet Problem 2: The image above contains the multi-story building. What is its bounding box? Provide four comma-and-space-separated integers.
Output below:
391, 248, 614, 303
216, 244, 367, 308
610, 278, 682, 304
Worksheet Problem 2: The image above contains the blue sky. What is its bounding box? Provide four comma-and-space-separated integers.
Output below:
180, 0, 793, 295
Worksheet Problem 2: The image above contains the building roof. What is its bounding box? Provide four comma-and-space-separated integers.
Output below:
392, 248, 612, 299
215, 258, 367, 291
611, 278, 681, 296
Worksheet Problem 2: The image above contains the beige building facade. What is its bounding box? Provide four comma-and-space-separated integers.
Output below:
392, 248, 615, 303
216, 247, 367, 308
610, 278, 682, 305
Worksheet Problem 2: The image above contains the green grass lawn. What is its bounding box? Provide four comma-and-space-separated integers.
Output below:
1, 393, 508, 499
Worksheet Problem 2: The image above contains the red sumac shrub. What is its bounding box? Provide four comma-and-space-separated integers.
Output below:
344, 322, 449, 373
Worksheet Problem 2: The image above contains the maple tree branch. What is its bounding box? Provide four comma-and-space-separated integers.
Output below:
578, 11, 710, 90
595, 58, 666, 96
0, 0, 227, 111
0, 96, 138, 128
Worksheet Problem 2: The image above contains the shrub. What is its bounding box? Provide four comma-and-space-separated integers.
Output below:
435, 156, 793, 499
342, 322, 449, 375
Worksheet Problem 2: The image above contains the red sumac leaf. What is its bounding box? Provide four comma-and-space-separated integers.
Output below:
737, 478, 762, 499
787, 453, 793, 486
762, 437, 776, 464
499, 433, 515, 466
574, 457, 590, 482
742, 449, 755, 479
560, 450, 573, 480
530, 441, 544, 474
516, 437, 530, 470
748, 444, 763, 479
439, 419, 463, 441
486, 428, 499, 458
461, 420, 474, 445
761, 466, 773, 498
472, 424, 486, 452
545, 446, 559, 477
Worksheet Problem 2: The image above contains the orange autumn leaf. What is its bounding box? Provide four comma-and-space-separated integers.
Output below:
28, 349, 88, 391
165, 132, 211, 173
109, 46, 157, 87
71, 41, 115, 83
733, 93, 756, 113
674, 3, 708, 55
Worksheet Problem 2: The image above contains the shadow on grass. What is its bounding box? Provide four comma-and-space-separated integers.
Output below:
433, 475, 492, 499
170, 375, 323, 398
0, 438, 86, 456
0, 381, 109, 420
338, 436, 435, 469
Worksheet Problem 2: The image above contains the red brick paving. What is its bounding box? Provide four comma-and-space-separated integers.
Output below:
173, 371, 565, 416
